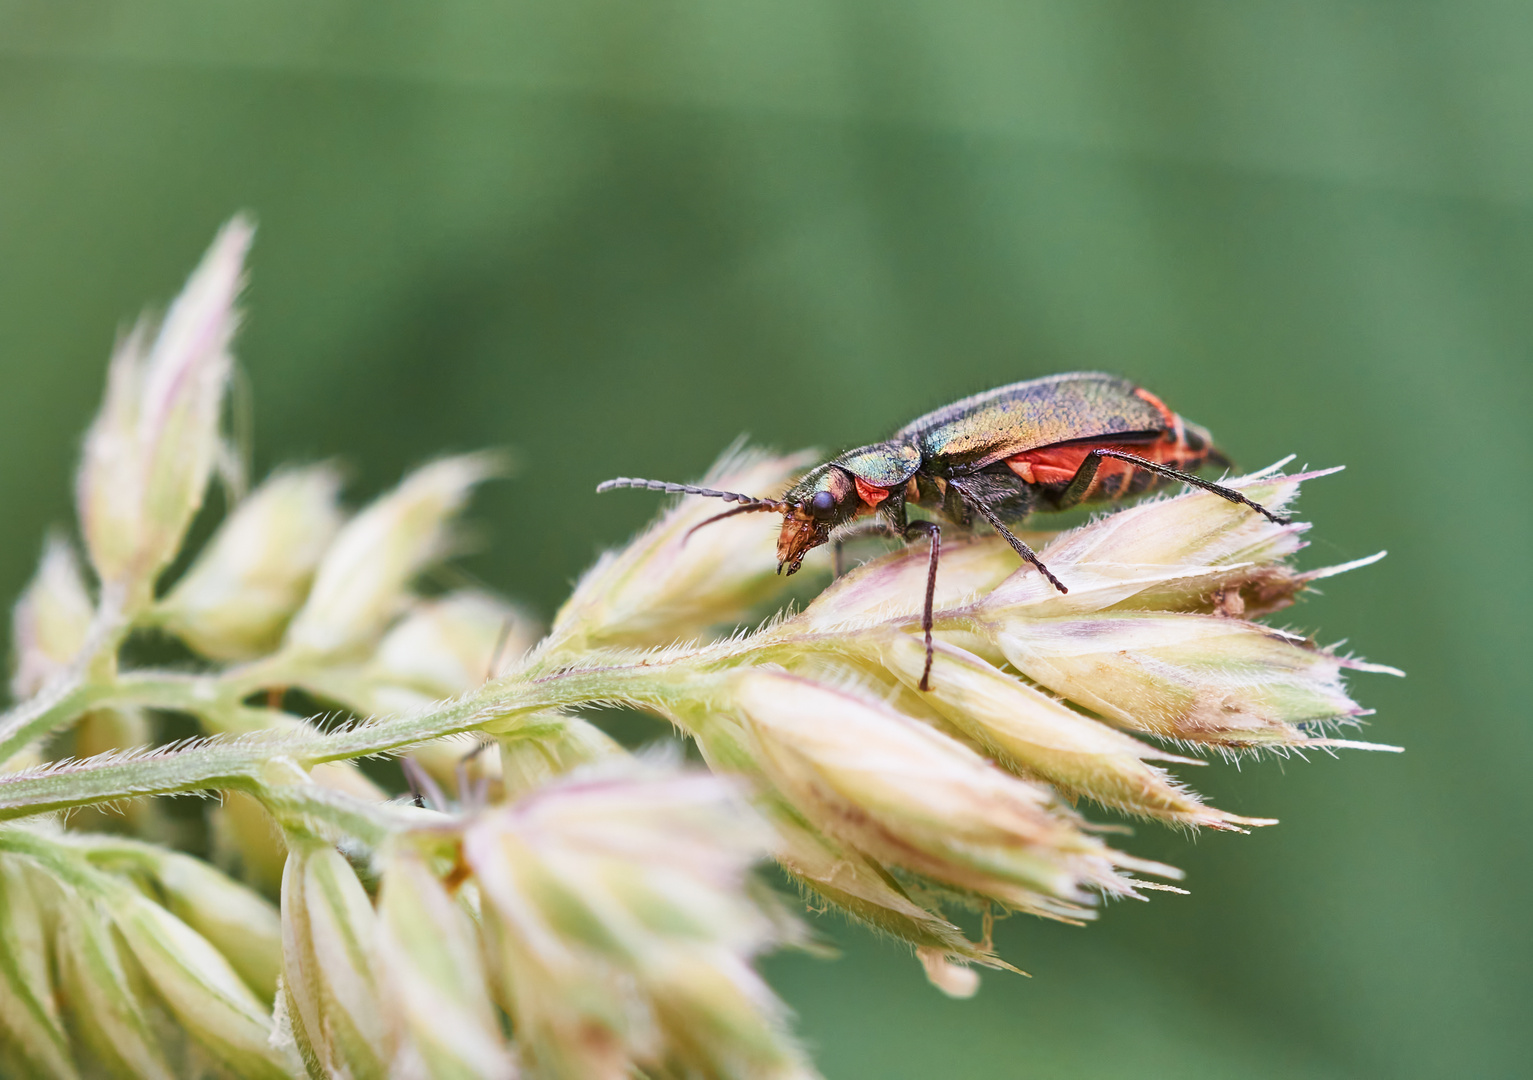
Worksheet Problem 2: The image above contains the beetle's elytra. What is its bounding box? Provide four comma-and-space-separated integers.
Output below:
598, 372, 1287, 690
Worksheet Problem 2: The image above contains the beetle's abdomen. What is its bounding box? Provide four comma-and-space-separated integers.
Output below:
1004, 412, 1215, 504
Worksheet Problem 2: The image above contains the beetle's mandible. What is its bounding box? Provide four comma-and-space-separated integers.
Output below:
597, 372, 1288, 691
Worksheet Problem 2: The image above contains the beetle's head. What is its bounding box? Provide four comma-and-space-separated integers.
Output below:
776, 464, 860, 574
594, 460, 867, 576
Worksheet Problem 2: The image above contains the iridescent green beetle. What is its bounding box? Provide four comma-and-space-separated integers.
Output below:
599, 372, 1286, 689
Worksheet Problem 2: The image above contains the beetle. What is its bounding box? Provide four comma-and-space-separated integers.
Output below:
598, 372, 1287, 690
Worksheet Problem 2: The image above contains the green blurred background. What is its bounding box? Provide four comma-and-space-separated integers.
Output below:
2, 3, 1529, 1077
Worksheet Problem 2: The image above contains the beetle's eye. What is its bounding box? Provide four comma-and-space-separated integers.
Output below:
809, 490, 837, 518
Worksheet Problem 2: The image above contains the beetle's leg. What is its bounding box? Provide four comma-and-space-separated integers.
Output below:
948, 477, 1069, 594
1052, 451, 1107, 512
902, 519, 942, 691
941, 480, 972, 528
1060, 449, 1290, 525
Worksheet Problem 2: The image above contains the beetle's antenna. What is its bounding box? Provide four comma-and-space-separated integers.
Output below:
597, 476, 790, 513
684, 502, 786, 542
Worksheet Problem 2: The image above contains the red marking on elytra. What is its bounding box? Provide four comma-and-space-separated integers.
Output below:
1133, 386, 1179, 431
1005, 437, 1195, 490
854, 476, 891, 508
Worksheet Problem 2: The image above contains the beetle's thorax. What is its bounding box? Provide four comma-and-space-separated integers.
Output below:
775, 443, 922, 574
830, 441, 923, 487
